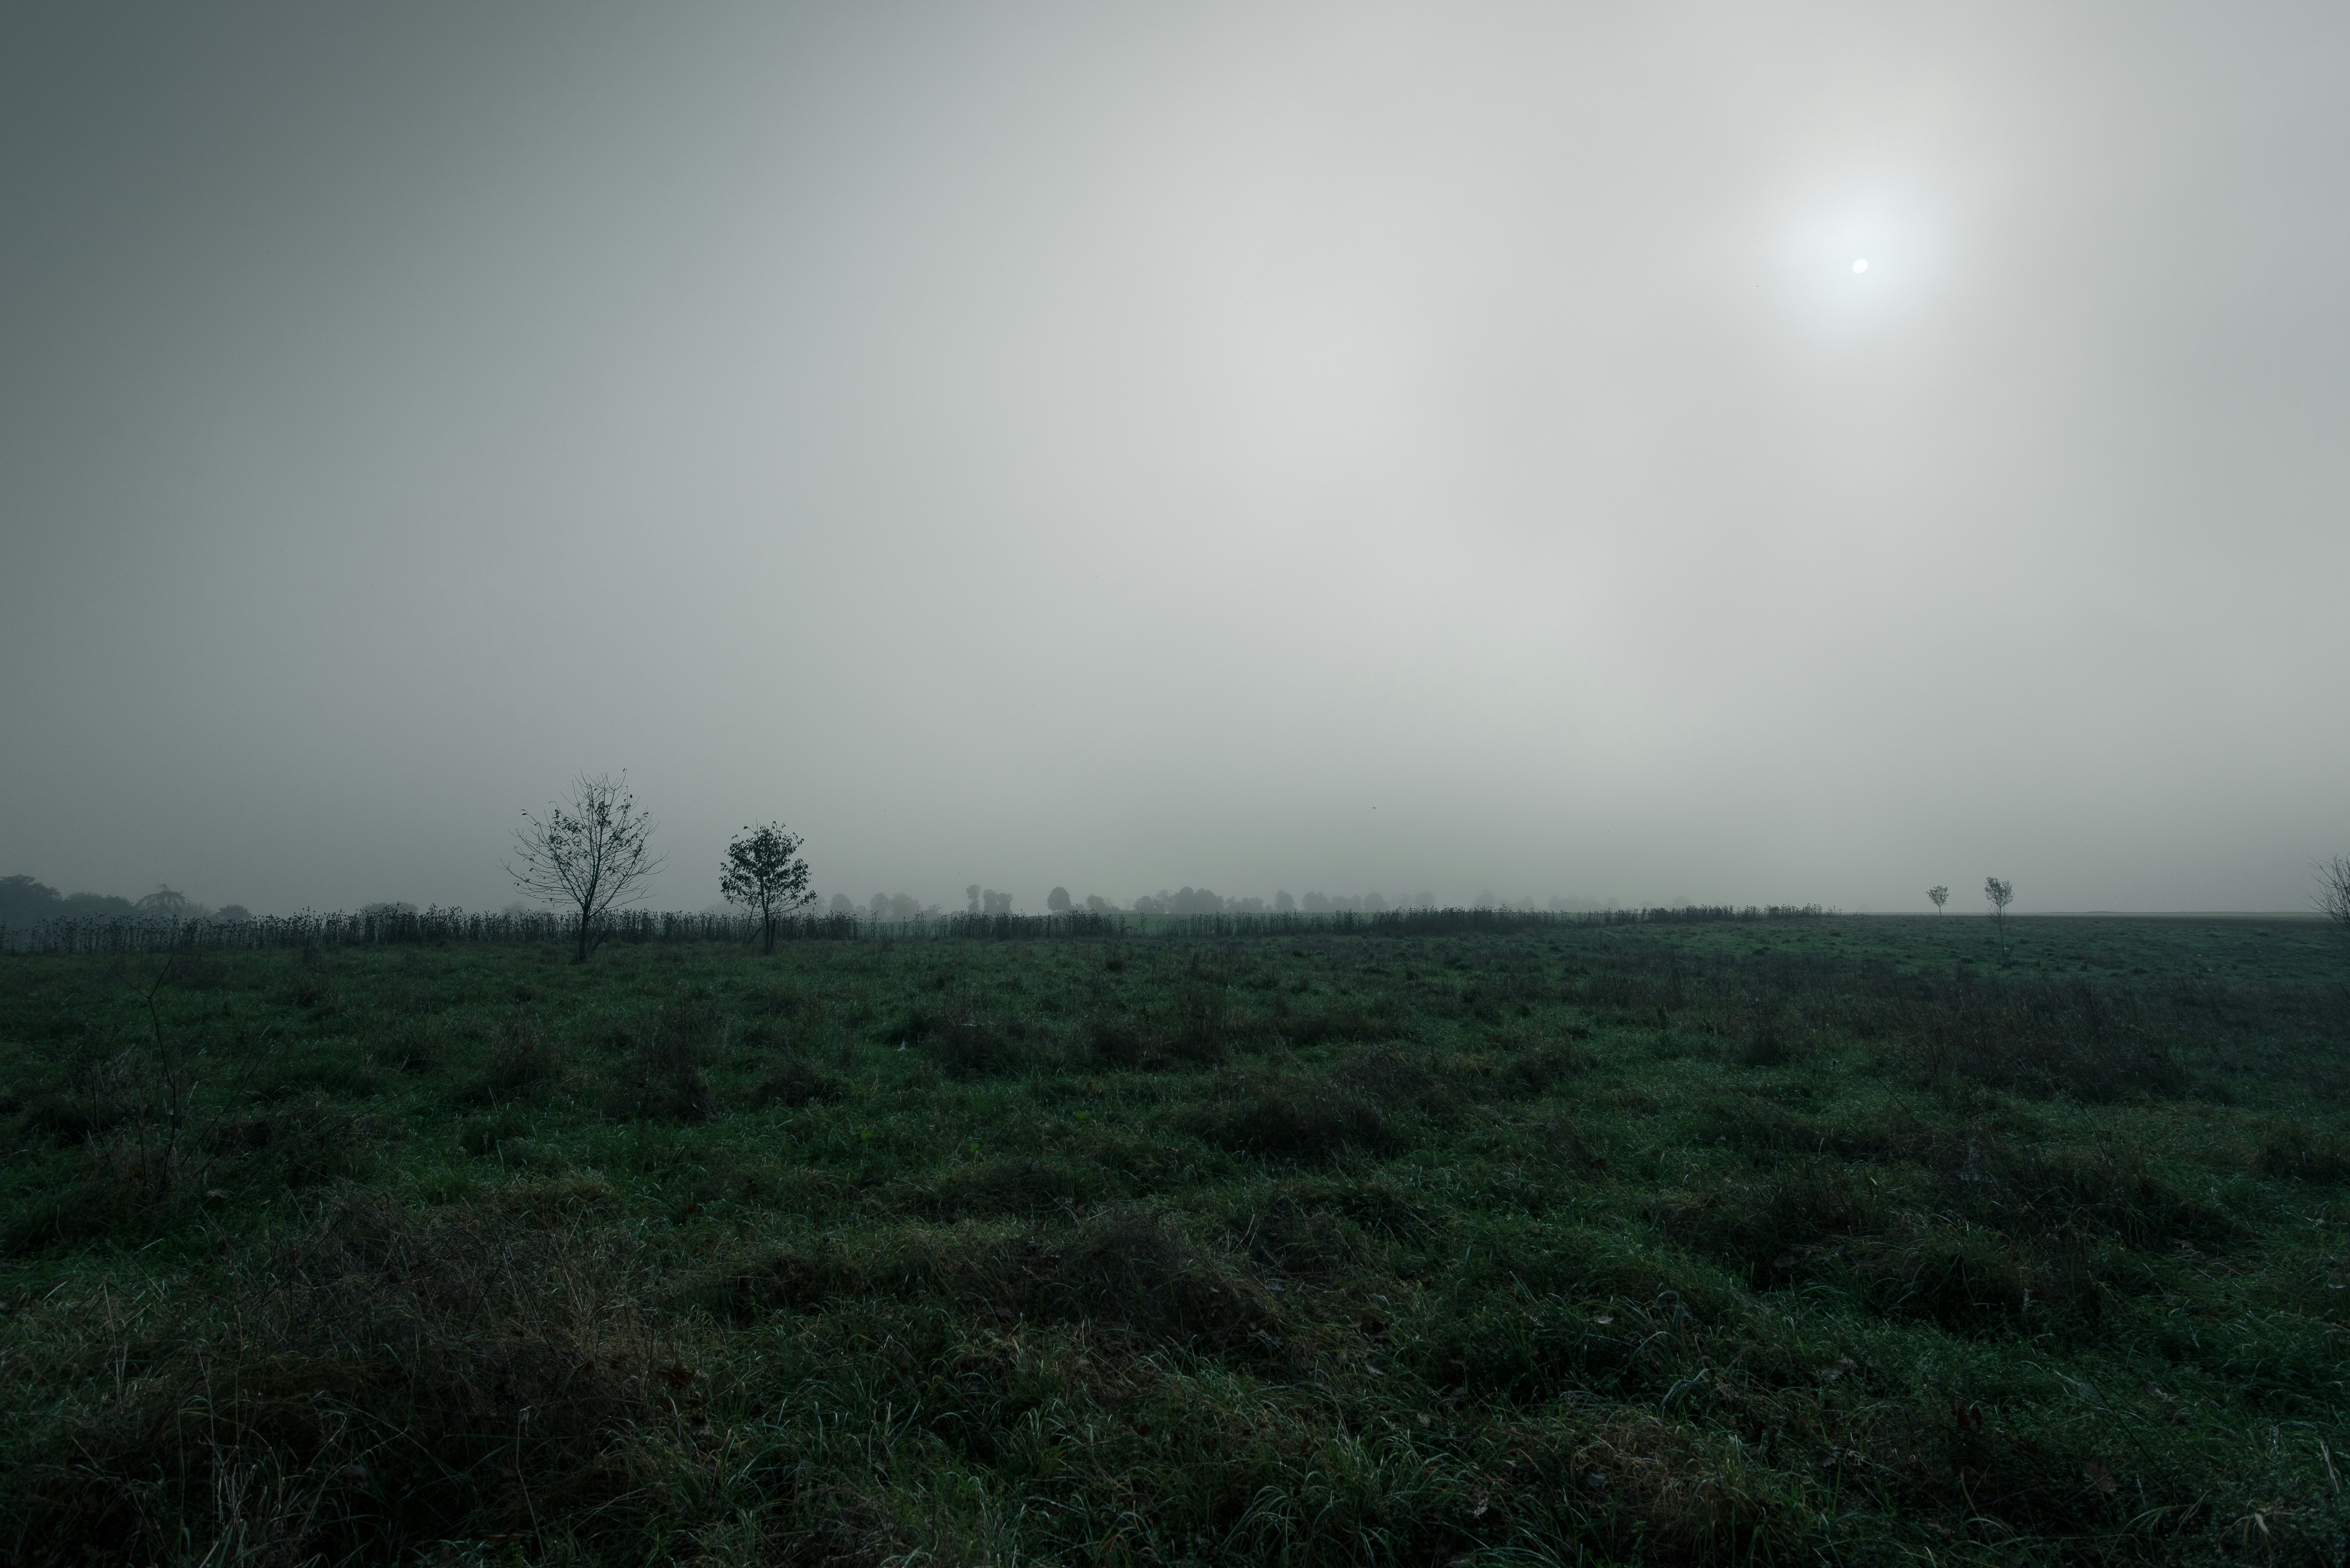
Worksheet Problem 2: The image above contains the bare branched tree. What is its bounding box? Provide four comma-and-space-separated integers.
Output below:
720, 823, 814, 955
1928, 885, 1949, 914
506, 773, 663, 962
1983, 876, 2014, 961
2316, 855, 2350, 937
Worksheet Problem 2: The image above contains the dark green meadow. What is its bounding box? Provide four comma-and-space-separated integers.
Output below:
4, 916, 2348, 1566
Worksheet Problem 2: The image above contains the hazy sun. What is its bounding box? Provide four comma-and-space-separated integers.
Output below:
1778, 189, 1945, 333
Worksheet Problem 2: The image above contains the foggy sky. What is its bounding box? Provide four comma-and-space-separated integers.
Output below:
4, 2, 2345, 916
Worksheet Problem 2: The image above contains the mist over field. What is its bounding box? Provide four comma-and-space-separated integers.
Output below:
3, 3, 2345, 917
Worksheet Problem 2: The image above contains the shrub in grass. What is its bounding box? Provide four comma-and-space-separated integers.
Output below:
588, 992, 732, 1121
1041, 1206, 1280, 1352
1174, 1071, 1394, 1159
3, 1150, 161, 1254
1964, 1144, 2244, 1252
915, 1155, 1097, 1219
1651, 1165, 1888, 1291
2251, 1121, 2350, 1183
2, 1192, 689, 1564
1845, 1225, 2036, 1330
207, 1098, 377, 1189
456, 1103, 533, 1158
1496, 1036, 1594, 1097
459, 1006, 562, 1103
8, 1081, 120, 1146
379, 1012, 447, 1073
680, 1240, 855, 1323
285, 968, 338, 1012
1083, 1012, 1222, 1070
1330, 1043, 1470, 1126
1328, 1043, 1428, 1098
600, 1039, 714, 1123
1235, 1194, 1363, 1283
891, 995, 1047, 1076
683, 1209, 1278, 1354
653, 986, 728, 1057
745, 1057, 841, 1109
1234, 1175, 1450, 1285
1904, 978, 2196, 1101
1270, 996, 1384, 1046
1737, 1016, 1793, 1066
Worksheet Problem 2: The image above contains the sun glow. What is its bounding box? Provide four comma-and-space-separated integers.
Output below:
1778, 189, 1944, 333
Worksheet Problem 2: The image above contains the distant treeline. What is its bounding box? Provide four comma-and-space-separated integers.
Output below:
0, 875, 249, 929
844, 888, 1644, 920
0, 901, 1828, 955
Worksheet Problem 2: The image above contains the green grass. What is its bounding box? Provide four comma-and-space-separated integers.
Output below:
2, 916, 2347, 1565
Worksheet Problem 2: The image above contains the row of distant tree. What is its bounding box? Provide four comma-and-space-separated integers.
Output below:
0, 876, 254, 928
0, 778, 1691, 947
0, 867, 1639, 934
820, 887, 1628, 919
68, 768, 2336, 961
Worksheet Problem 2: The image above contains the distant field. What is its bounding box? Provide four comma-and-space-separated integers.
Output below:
3, 915, 2346, 1565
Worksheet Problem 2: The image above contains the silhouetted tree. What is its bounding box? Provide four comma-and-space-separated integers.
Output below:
721, 822, 814, 955
1928, 885, 1949, 913
62, 891, 135, 918
1084, 894, 1111, 913
966, 884, 982, 915
0, 875, 63, 926
136, 886, 197, 923
1983, 877, 2014, 961
1274, 891, 1295, 914
1150, 886, 1225, 915
1047, 886, 1072, 913
2316, 856, 2350, 938
506, 773, 663, 962
828, 893, 855, 916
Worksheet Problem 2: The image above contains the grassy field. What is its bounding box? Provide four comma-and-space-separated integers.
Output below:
3, 914, 2347, 1565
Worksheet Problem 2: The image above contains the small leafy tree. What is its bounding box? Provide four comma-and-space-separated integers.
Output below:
721, 823, 814, 955
1047, 886, 1072, 913
1928, 885, 1949, 913
1983, 876, 2014, 961
506, 773, 663, 962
